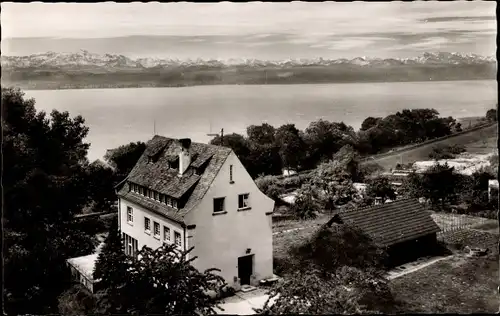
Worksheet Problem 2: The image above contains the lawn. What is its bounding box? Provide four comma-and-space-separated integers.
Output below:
272, 225, 319, 276
272, 213, 331, 233
272, 212, 500, 313
391, 230, 499, 313
371, 123, 497, 170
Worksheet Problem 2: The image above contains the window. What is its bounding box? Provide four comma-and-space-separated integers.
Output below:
213, 197, 225, 213
164, 226, 171, 242
127, 207, 133, 223
230, 165, 234, 183
139, 186, 144, 195
172, 199, 178, 209
153, 221, 160, 238
238, 193, 250, 209
167, 197, 172, 207
144, 217, 151, 233
174, 231, 182, 247
160, 194, 165, 203
154, 191, 159, 201
148, 190, 153, 199
122, 233, 138, 257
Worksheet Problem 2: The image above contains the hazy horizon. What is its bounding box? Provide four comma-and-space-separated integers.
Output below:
2, 2, 496, 60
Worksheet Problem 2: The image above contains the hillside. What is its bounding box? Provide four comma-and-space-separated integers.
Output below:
369, 123, 498, 170
1, 51, 496, 90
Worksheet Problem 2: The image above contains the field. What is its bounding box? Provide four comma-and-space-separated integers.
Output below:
391, 229, 499, 313
371, 123, 497, 170
272, 211, 499, 313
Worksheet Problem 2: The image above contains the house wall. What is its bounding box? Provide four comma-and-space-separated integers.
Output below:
119, 197, 185, 251
185, 152, 275, 288
387, 233, 438, 267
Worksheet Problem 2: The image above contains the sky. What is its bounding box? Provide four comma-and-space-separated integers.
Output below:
1, 1, 497, 60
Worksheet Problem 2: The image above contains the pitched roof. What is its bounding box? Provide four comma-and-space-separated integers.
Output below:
117, 135, 232, 223
331, 199, 441, 247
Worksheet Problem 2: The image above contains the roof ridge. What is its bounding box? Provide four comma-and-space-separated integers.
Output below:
338, 198, 419, 214
151, 135, 232, 152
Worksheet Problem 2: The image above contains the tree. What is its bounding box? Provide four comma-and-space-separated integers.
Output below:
291, 184, 321, 220
104, 141, 146, 181
93, 220, 130, 314
365, 176, 397, 203
419, 163, 462, 209
275, 123, 306, 172
210, 132, 250, 159
400, 172, 424, 199
360, 116, 382, 131
303, 119, 356, 167
462, 169, 496, 209
122, 244, 226, 315
247, 123, 276, 145
3, 87, 97, 314
486, 108, 497, 122
86, 160, 116, 212
308, 160, 358, 211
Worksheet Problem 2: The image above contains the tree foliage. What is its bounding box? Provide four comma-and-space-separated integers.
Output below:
86, 160, 116, 212
428, 144, 466, 160
365, 176, 397, 203
93, 241, 226, 315
104, 141, 146, 181
275, 123, 306, 172
303, 119, 356, 167
58, 285, 96, 316
258, 225, 393, 314
122, 245, 226, 315
3, 87, 97, 314
486, 108, 498, 122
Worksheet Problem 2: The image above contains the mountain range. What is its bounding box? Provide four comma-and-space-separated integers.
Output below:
1, 51, 496, 90
1, 50, 496, 69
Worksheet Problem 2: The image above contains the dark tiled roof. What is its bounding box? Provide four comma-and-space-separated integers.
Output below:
117, 135, 232, 222
333, 199, 441, 247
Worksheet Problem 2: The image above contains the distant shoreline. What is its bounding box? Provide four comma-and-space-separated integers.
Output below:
2, 77, 495, 91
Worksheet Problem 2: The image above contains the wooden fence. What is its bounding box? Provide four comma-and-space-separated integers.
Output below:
433, 212, 490, 241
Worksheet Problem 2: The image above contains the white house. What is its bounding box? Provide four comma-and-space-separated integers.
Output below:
116, 136, 275, 290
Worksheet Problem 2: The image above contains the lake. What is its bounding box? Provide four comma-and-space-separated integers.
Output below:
24, 80, 497, 162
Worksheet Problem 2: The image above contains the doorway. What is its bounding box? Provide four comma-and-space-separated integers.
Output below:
238, 255, 254, 285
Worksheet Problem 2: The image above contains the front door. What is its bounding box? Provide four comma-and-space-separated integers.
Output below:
238, 255, 253, 285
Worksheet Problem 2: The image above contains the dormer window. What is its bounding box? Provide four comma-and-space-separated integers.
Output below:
172, 199, 178, 209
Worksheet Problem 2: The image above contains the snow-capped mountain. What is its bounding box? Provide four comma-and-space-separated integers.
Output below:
1, 50, 495, 70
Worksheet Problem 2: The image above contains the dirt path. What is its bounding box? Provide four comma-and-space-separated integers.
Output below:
387, 255, 455, 280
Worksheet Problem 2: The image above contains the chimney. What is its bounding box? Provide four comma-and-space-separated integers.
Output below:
178, 138, 192, 176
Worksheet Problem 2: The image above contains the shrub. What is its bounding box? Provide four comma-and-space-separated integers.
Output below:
58, 285, 96, 316
428, 144, 466, 160
291, 190, 320, 220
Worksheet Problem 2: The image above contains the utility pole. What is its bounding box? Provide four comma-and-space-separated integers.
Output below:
207, 121, 224, 144
153, 120, 156, 136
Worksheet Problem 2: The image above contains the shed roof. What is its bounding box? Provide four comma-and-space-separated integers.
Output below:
67, 253, 99, 281
331, 198, 441, 247
117, 135, 232, 223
